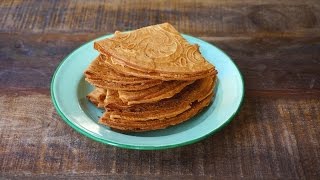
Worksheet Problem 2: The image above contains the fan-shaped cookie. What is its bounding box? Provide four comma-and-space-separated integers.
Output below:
84, 56, 162, 90
95, 23, 217, 80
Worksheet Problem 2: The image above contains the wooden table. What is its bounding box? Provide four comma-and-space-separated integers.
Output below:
1, 0, 319, 179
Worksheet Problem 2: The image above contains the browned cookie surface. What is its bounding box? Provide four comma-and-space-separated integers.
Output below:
84, 56, 162, 90
101, 52, 217, 81
118, 80, 194, 105
98, 76, 216, 132
99, 93, 214, 132
94, 23, 216, 80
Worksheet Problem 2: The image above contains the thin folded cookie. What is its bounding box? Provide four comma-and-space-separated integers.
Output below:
104, 76, 215, 120
84, 56, 162, 90
100, 93, 214, 132
99, 76, 216, 132
102, 54, 217, 81
95, 23, 217, 80
118, 80, 194, 105
86, 88, 106, 108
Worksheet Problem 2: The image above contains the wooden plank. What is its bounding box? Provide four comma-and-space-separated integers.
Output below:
0, 0, 319, 35
0, 90, 319, 178
0, 33, 319, 92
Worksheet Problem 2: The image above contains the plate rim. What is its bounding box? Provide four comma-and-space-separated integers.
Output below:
50, 33, 245, 150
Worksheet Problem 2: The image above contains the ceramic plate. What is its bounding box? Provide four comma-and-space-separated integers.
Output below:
51, 34, 244, 150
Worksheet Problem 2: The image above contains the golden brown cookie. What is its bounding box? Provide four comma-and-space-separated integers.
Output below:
118, 80, 194, 105
99, 93, 214, 132
98, 76, 216, 132
84, 56, 162, 90
86, 88, 106, 108
94, 23, 217, 80
102, 54, 217, 81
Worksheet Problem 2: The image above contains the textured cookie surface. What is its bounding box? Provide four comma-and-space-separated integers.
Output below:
84, 56, 162, 90
85, 23, 218, 132
98, 77, 216, 131
94, 23, 216, 80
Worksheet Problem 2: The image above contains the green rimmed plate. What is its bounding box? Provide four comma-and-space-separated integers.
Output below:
51, 34, 244, 150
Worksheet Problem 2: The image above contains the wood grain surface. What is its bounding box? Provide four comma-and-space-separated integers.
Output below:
0, 0, 319, 179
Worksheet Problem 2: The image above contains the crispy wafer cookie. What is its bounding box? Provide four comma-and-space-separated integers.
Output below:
118, 80, 194, 105
84, 23, 218, 132
100, 93, 214, 132
101, 54, 217, 81
85, 56, 162, 90
86, 88, 106, 108
95, 23, 217, 80
98, 77, 216, 131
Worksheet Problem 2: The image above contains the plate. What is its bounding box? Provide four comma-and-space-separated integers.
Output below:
51, 34, 244, 150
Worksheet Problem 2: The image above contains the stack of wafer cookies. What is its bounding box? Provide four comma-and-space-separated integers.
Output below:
84, 23, 217, 132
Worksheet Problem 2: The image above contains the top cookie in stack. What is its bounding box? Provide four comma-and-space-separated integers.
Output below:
94, 23, 216, 81
84, 23, 218, 132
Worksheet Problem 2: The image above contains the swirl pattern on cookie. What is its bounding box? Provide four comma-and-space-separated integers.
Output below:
94, 23, 215, 78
